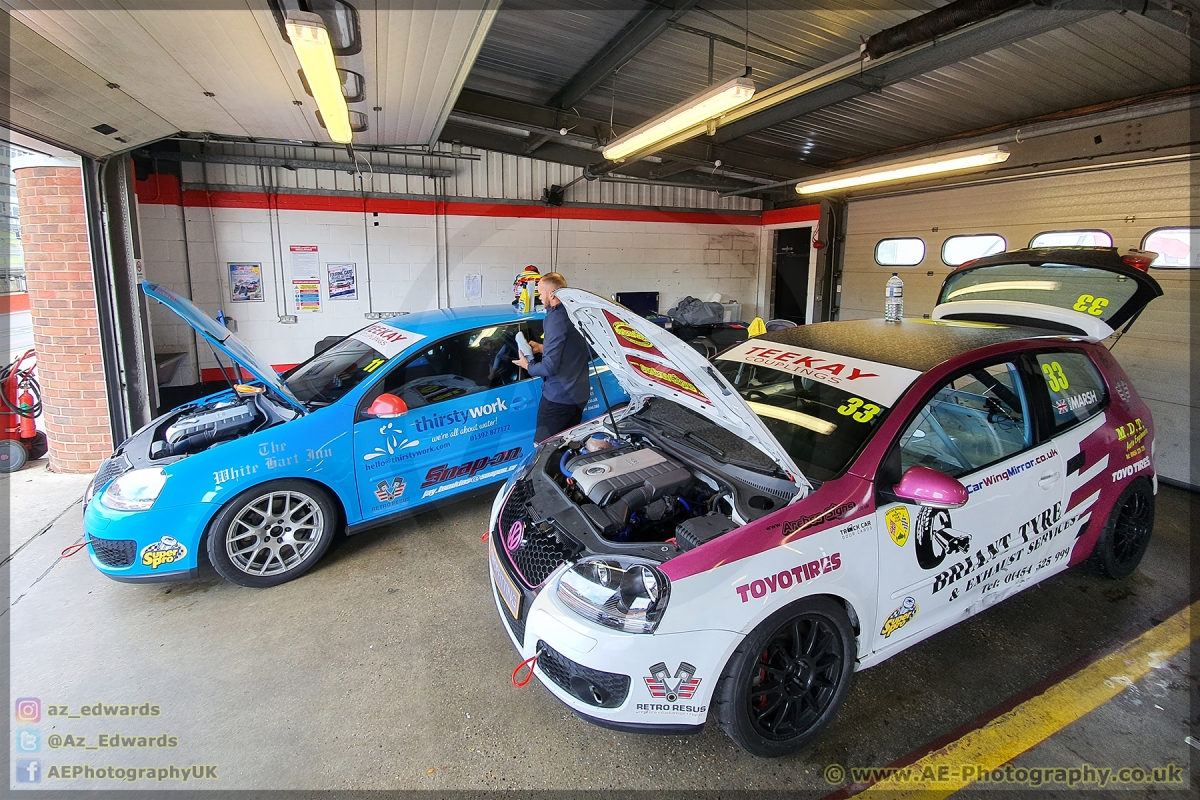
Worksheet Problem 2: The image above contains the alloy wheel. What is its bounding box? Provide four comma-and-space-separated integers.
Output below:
225, 490, 324, 577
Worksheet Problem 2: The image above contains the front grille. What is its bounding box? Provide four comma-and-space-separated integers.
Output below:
536, 640, 630, 709
497, 479, 581, 588
89, 536, 137, 568
508, 529, 579, 588
93, 454, 132, 489
498, 479, 532, 535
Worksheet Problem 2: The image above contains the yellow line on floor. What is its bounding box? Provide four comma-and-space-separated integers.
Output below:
856, 599, 1196, 799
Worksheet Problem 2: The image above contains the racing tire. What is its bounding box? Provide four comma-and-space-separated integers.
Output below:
1092, 477, 1154, 580
0, 439, 28, 473
714, 597, 855, 757
207, 480, 337, 588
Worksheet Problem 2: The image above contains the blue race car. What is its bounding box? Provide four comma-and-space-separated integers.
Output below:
82, 282, 626, 588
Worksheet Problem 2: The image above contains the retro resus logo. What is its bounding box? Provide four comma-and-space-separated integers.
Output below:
645, 662, 701, 702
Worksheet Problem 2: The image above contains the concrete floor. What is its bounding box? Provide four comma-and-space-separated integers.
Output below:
6, 457, 1194, 792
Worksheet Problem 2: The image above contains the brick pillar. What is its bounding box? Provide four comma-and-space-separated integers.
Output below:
14, 159, 113, 473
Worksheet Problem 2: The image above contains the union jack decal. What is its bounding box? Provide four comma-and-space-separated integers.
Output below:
644, 661, 701, 702
374, 477, 406, 502
1054, 398, 1069, 415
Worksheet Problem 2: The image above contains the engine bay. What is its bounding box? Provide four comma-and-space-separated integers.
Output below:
148, 391, 295, 460
532, 400, 801, 556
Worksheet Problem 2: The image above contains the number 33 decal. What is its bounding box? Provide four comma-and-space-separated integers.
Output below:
1073, 294, 1109, 316
1042, 361, 1070, 393
837, 397, 881, 422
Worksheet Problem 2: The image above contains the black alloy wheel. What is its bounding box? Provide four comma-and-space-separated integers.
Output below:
1094, 477, 1155, 579
715, 597, 855, 757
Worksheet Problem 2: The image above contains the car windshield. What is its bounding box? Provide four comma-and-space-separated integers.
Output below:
283, 337, 390, 406
715, 360, 889, 482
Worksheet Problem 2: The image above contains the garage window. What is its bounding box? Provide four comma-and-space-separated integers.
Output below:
875, 238, 925, 266
942, 234, 1006, 266
1030, 230, 1112, 248
898, 362, 1031, 479
1142, 227, 1197, 268
1034, 351, 1107, 431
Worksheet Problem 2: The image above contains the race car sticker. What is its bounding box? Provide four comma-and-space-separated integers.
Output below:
734, 553, 841, 603
781, 502, 855, 542
644, 662, 701, 702
880, 597, 918, 638
373, 476, 406, 503
1111, 456, 1150, 482
604, 310, 663, 357
716, 340, 919, 406
420, 447, 524, 498
625, 355, 711, 404
885, 506, 910, 547
140, 536, 187, 570
351, 323, 426, 359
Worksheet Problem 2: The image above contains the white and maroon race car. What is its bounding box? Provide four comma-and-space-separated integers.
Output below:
486, 247, 1162, 756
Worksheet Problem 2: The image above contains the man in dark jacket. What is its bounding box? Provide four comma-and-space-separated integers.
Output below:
513, 272, 591, 442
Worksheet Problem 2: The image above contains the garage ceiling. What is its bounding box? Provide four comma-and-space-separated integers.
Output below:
1, 1, 1193, 198
2, 0, 499, 156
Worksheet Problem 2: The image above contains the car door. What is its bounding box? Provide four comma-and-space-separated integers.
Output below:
872, 358, 1067, 653
352, 322, 542, 521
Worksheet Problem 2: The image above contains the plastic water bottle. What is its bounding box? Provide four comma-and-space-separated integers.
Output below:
885, 273, 904, 322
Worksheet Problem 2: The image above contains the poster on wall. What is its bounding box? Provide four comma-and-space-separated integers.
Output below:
290, 245, 320, 280
293, 280, 322, 312
327, 263, 357, 300
228, 263, 264, 302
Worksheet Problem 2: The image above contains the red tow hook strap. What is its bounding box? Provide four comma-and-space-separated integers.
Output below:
511, 653, 538, 687
61, 541, 89, 558
481, 530, 490, 542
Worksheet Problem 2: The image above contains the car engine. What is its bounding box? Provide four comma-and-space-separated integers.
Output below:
150, 392, 292, 459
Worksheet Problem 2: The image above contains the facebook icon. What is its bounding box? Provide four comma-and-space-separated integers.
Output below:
16, 758, 40, 783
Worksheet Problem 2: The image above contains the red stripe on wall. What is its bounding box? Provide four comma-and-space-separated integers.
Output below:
762, 204, 821, 227
135, 172, 808, 226
0, 293, 31, 313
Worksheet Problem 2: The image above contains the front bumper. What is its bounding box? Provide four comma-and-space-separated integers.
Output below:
489, 534, 738, 733
83, 496, 211, 583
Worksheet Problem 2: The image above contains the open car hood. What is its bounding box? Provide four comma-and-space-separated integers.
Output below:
933, 247, 1163, 340
555, 289, 810, 493
141, 281, 307, 414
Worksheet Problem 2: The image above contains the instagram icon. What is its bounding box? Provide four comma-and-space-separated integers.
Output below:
14, 698, 40, 723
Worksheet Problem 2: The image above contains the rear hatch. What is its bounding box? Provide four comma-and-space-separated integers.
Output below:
933, 247, 1163, 340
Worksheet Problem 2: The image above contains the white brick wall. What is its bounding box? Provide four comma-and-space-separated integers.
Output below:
138, 200, 765, 383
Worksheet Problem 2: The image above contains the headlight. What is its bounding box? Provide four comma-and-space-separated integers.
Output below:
557, 556, 670, 634
101, 468, 168, 512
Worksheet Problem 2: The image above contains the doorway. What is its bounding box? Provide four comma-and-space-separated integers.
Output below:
772, 227, 811, 324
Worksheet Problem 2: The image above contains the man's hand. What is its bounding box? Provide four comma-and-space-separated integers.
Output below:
513, 355, 530, 370
529, 340, 543, 354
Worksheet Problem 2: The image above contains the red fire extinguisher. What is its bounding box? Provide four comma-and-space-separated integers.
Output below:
17, 383, 36, 440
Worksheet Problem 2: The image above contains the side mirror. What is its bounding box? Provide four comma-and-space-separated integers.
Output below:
365, 392, 408, 418
890, 466, 969, 509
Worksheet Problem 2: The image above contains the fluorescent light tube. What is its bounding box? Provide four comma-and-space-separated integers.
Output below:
602, 76, 755, 162
797, 146, 1010, 195
286, 11, 353, 145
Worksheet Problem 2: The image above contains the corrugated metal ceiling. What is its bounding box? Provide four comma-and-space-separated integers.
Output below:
741, 11, 1195, 164
460, 2, 1194, 178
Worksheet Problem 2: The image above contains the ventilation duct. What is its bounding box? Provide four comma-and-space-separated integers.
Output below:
863, 0, 1037, 61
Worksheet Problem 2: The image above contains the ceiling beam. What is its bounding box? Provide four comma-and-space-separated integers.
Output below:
714, 4, 1106, 144
438, 122, 761, 193
452, 89, 815, 181
549, 0, 700, 110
